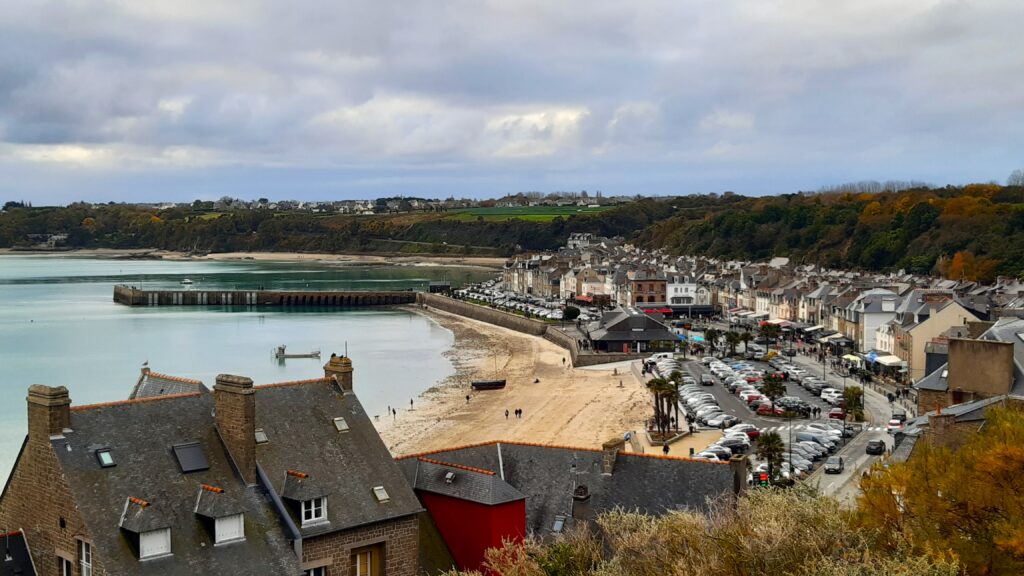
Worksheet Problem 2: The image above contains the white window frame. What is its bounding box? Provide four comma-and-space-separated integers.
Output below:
59, 556, 73, 576
78, 540, 92, 576
303, 567, 326, 576
301, 496, 326, 525
215, 513, 245, 544
139, 527, 171, 559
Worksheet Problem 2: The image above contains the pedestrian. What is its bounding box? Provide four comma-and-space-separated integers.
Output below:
392, 408, 396, 420
465, 394, 470, 404
562, 357, 566, 365
662, 444, 670, 455
410, 398, 414, 410
519, 408, 524, 418
505, 409, 509, 419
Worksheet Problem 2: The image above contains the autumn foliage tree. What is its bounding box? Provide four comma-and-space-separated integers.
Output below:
857, 404, 1024, 575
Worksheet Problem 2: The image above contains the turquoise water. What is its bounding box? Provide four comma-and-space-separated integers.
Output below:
0, 255, 495, 477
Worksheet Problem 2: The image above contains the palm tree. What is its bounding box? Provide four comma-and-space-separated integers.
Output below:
668, 371, 684, 428
646, 377, 673, 435
724, 331, 741, 356
739, 331, 753, 354
762, 373, 787, 412
757, 431, 786, 483
704, 328, 721, 356
759, 323, 782, 349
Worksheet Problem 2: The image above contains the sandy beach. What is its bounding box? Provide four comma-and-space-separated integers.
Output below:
0, 248, 506, 269
374, 304, 656, 456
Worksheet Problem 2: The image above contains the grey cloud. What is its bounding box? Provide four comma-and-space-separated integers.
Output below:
0, 0, 1022, 202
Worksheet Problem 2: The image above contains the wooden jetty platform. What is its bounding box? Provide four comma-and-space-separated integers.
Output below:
113, 285, 418, 307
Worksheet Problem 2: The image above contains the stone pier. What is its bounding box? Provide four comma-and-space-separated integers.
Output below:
113, 285, 417, 307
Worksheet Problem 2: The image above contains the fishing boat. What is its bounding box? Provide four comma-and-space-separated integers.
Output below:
470, 353, 506, 390
273, 345, 321, 359
471, 379, 507, 390
181, 278, 194, 285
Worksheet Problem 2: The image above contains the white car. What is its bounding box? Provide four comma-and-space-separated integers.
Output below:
886, 419, 904, 434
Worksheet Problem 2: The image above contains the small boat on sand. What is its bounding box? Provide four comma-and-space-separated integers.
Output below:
471, 379, 506, 390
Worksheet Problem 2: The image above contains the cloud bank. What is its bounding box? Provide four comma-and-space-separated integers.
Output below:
1, 0, 1022, 202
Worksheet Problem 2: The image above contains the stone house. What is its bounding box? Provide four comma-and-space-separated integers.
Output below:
0, 356, 420, 576
914, 318, 1024, 414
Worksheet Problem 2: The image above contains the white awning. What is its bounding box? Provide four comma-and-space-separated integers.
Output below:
803, 324, 825, 332
737, 311, 754, 317
842, 354, 862, 364
875, 355, 904, 367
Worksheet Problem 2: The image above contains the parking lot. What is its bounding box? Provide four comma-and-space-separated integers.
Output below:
649, 353, 866, 482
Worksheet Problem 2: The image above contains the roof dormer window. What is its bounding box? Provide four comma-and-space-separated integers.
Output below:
215, 514, 244, 544
139, 528, 171, 560
372, 486, 390, 503
301, 497, 326, 525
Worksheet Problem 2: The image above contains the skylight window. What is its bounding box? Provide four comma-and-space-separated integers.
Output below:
96, 449, 115, 468
332, 417, 350, 432
255, 429, 269, 444
941, 369, 948, 379
172, 442, 209, 473
553, 515, 566, 533
1017, 333, 1024, 343
372, 486, 390, 503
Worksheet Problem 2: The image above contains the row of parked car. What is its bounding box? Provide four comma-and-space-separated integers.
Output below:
679, 381, 741, 429
766, 356, 848, 420
457, 285, 574, 321
703, 357, 814, 418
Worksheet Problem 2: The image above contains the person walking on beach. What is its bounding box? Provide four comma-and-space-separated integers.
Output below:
410, 398, 414, 410
392, 408, 396, 420
662, 444, 670, 455
505, 409, 509, 419
466, 394, 470, 404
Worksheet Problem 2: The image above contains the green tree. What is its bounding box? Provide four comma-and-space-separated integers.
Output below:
645, 378, 673, 436
724, 331, 741, 356
843, 386, 864, 421
704, 328, 721, 355
759, 323, 782, 349
762, 373, 787, 412
756, 431, 786, 483
562, 305, 580, 321
739, 330, 753, 354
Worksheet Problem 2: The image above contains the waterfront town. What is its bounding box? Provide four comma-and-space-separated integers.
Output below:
2, 231, 1022, 575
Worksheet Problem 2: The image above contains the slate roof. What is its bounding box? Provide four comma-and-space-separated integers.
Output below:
411, 458, 525, 506
129, 370, 206, 400
194, 486, 246, 519
397, 441, 733, 538
54, 393, 300, 576
0, 530, 35, 576
119, 498, 173, 533
588, 308, 676, 342
254, 380, 423, 538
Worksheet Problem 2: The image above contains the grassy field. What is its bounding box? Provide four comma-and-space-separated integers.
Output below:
447, 205, 612, 222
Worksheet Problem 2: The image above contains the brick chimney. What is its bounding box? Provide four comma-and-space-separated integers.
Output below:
601, 437, 626, 475
214, 374, 257, 485
729, 454, 748, 496
324, 354, 354, 392
27, 385, 71, 443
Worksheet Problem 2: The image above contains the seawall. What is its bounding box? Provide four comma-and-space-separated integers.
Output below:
416, 293, 648, 367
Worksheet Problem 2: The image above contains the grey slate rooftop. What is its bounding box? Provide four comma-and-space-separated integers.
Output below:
411, 458, 525, 506
129, 368, 206, 400
254, 379, 423, 538
397, 441, 734, 538
53, 393, 299, 576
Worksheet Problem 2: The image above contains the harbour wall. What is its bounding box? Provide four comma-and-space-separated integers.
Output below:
416, 293, 647, 367
113, 285, 417, 307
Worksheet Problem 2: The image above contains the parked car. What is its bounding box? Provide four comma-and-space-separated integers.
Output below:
866, 440, 886, 455
828, 407, 846, 420
707, 414, 740, 428
756, 404, 784, 416
725, 423, 760, 439
824, 456, 845, 474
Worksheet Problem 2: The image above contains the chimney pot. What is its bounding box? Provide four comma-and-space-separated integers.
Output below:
324, 355, 354, 392
27, 385, 71, 440
214, 374, 257, 485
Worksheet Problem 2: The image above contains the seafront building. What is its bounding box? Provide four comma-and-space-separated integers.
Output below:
501, 241, 1024, 392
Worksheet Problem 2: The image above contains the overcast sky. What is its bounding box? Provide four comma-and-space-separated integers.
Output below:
1, 0, 1023, 204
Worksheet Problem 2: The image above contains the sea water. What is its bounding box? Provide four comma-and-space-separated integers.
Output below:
0, 255, 494, 477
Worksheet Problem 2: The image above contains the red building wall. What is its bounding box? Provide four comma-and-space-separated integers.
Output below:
419, 491, 526, 572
